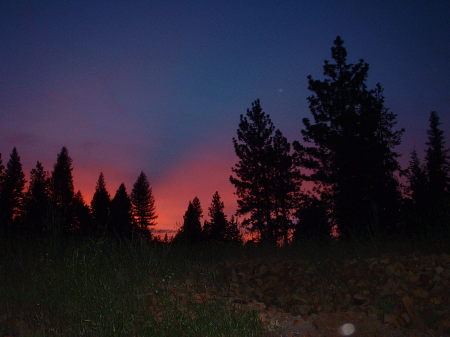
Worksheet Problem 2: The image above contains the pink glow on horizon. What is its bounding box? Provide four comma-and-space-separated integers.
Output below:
71, 142, 238, 231
153, 146, 237, 230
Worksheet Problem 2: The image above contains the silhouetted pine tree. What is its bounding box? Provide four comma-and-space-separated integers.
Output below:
23, 161, 50, 234
0, 148, 26, 234
203, 191, 228, 242
424, 111, 449, 231
0, 153, 4, 191
131, 171, 157, 239
403, 150, 428, 236
50, 147, 75, 234
174, 197, 203, 243
91, 172, 110, 234
109, 183, 133, 239
293, 195, 330, 242
294, 36, 403, 239
225, 215, 243, 243
73, 191, 92, 236
230, 99, 300, 244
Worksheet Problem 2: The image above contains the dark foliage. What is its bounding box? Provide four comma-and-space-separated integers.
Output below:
23, 161, 50, 234
203, 191, 242, 243
109, 183, 133, 239
230, 99, 300, 245
91, 172, 111, 234
293, 194, 330, 241
294, 36, 403, 239
131, 171, 157, 239
424, 111, 450, 231
0, 148, 26, 234
50, 147, 75, 234
73, 191, 93, 236
203, 191, 228, 242
174, 197, 203, 243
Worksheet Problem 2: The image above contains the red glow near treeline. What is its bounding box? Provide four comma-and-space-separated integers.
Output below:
72, 143, 238, 233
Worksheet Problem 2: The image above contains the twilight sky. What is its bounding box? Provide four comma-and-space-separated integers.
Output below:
1, 0, 449, 230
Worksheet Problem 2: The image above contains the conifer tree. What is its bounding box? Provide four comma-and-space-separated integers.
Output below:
407, 151, 428, 207
91, 172, 110, 234
403, 150, 428, 235
109, 183, 133, 239
73, 191, 92, 236
50, 147, 75, 234
131, 171, 157, 239
23, 161, 50, 234
174, 197, 203, 243
230, 99, 300, 244
294, 36, 403, 239
0, 148, 26, 234
424, 111, 449, 230
0, 153, 4, 190
225, 215, 242, 243
293, 195, 330, 241
203, 191, 228, 242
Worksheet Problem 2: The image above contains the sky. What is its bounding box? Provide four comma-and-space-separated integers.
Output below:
1, 0, 449, 230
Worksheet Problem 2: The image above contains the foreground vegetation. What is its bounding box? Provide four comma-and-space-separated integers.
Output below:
1, 234, 449, 337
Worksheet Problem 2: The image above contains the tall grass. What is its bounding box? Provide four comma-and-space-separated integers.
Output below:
0, 237, 265, 337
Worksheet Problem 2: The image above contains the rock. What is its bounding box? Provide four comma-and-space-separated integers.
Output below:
413, 288, 429, 299
401, 296, 427, 331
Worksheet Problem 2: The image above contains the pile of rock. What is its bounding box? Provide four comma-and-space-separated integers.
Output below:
216, 252, 450, 337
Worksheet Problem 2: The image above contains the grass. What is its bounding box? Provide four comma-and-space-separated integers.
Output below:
0, 238, 265, 337
1, 233, 448, 336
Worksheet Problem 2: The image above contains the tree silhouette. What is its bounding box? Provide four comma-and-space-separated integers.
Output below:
294, 36, 403, 239
293, 194, 330, 242
91, 172, 111, 234
424, 111, 449, 231
0, 148, 26, 234
402, 150, 428, 235
225, 215, 242, 243
203, 191, 228, 242
131, 171, 157, 239
73, 191, 93, 236
0, 153, 4, 190
109, 183, 133, 239
50, 147, 75, 234
230, 99, 300, 244
23, 161, 50, 234
174, 197, 203, 243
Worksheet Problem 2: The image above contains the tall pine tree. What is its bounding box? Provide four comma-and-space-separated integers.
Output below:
203, 191, 228, 242
131, 171, 157, 239
50, 147, 75, 234
294, 36, 403, 239
230, 99, 300, 244
109, 183, 133, 239
23, 161, 50, 234
424, 111, 449, 231
91, 172, 110, 234
403, 150, 428, 236
73, 191, 92, 236
0, 148, 26, 234
174, 197, 203, 243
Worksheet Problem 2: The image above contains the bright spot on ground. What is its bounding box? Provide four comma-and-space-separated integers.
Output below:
339, 323, 355, 336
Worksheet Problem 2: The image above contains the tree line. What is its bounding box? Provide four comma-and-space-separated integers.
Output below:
0, 146, 158, 239
0, 36, 448, 244
229, 36, 449, 245
0, 146, 242, 243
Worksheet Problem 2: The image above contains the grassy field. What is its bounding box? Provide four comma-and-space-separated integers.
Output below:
1, 234, 448, 337
0, 238, 267, 337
